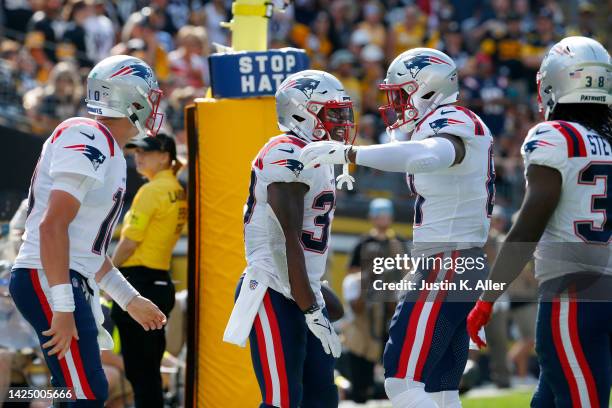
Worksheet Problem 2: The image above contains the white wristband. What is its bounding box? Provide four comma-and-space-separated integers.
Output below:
98, 267, 140, 310
50, 284, 75, 312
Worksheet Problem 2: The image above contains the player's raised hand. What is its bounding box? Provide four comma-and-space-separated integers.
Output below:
466, 300, 493, 349
126, 296, 167, 331
304, 308, 342, 358
42, 312, 79, 359
299, 141, 350, 169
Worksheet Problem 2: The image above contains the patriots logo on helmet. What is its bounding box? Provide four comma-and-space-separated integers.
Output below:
403, 55, 451, 79
429, 118, 465, 134
64, 144, 107, 170
109, 64, 155, 87
523, 139, 555, 153
271, 158, 304, 176
551, 43, 573, 56
283, 78, 320, 98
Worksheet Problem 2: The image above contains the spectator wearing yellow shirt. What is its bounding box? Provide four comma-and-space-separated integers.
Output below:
479, 13, 525, 80
386, 5, 427, 61
566, 2, 605, 45
111, 133, 187, 408
330, 50, 362, 119
356, 1, 386, 49
522, 9, 560, 92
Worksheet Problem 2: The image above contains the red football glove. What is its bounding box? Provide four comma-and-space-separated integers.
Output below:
467, 300, 494, 349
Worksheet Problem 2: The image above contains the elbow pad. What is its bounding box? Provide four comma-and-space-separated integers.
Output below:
355, 137, 457, 173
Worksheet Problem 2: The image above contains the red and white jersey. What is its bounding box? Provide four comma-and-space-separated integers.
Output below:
408, 105, 495, 256
244, 134, 336, 306
407, 105, 495, 255
14, 118, 126, 278
521, 120, 612, 282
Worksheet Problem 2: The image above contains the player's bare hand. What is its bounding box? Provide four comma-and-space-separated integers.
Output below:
42, 312, 79, 359
126, 296, 167, 331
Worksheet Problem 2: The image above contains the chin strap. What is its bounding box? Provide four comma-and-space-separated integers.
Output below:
127, 106, 147, 138
336, 162, 354, 190
335, 145, 355, 190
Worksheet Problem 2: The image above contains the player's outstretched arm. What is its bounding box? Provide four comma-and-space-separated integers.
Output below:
468, 164, 562, 347
267, 182, 316, 310
39, 190, 81, 358
299, 135, 463, 174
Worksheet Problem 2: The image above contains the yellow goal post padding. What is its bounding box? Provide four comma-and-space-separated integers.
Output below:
186, 96, 281, 408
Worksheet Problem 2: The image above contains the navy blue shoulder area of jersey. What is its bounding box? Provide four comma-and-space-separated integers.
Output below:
526, 121, 588, 158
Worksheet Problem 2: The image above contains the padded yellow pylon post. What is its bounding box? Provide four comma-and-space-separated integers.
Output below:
190, 97, 279, 408
220, 0, 270, 51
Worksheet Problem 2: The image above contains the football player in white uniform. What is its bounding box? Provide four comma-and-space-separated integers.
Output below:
9, 55, 166, 406
468, 36, 612, 408
224, 70, 355, 407
300, 49, 495, 408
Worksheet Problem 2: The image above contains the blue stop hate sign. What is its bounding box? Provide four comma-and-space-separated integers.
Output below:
209, 48, 310, 98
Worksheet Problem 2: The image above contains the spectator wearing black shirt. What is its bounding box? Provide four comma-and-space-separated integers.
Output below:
62, 0, 94, 67
462, 53, 510, 137
348, 198, 408, 284
36, 61, 83, 134
26, 0, 62, 63
343, 198, 408, 403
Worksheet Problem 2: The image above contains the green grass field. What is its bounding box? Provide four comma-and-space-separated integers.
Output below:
461, 389, 533, 408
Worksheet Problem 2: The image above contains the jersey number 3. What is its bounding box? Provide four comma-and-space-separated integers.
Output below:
301, 191, 335, 253
575, 162, 611, 244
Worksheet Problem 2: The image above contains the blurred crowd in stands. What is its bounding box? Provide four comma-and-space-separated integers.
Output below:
1, 0, 608, 214
0, 0, 608, 403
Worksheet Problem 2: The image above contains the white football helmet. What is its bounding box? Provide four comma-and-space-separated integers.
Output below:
379, 48, 458, 133
275, 70, 355, 143
86, 55, 163, 137
538, 36, 611, 120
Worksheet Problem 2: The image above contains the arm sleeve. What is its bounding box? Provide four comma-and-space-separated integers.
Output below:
121, 186, 158, 242
51, 173, 98, 203
355, 137, 456, 173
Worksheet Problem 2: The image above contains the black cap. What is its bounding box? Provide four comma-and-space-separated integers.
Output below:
126, 133, 177, 161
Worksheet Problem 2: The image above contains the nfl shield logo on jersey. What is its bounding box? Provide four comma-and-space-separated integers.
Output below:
249, 279, 258, 290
